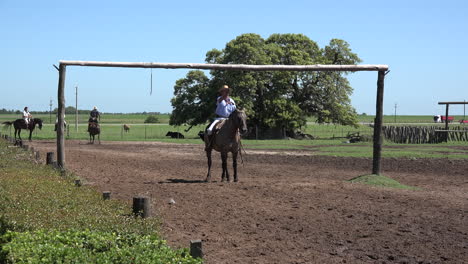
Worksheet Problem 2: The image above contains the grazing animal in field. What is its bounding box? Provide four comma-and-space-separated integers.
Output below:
54, 120, 67, 132
88, 122, 101, 144
2, 118, 43, 141
166, 131, 185, 139
123, 124, 130, 133
198, 131, 205, 141
203, 109, 248, 183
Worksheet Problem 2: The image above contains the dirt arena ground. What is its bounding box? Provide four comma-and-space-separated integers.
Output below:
29, 140, 467, 264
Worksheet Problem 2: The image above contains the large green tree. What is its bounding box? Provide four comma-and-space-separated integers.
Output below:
170, 33, 361, 131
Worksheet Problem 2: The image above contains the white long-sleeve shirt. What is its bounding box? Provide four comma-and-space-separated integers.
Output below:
215, 96, 236, 118
23, 110, 30, 119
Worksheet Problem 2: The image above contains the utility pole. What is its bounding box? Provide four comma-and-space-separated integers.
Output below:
75, 85, 78, 132
394, 103, 397, 123
49, 98, 53, 124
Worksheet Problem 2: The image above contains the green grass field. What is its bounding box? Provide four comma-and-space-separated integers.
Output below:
2, 113, 467, 160
2, 113, 467, 125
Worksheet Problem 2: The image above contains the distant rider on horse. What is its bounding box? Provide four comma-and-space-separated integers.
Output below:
88, 106, 100, 132
205, 85, 236, 149
22, 107, 32, 127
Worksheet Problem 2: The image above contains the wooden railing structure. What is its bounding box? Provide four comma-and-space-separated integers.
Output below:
55, 61, 389, 175
382, 125, 468, 144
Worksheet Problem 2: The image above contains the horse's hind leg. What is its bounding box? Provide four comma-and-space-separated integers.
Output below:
221, 152, 230, 182
205, 150, 212, 182
232, 151, 238, 182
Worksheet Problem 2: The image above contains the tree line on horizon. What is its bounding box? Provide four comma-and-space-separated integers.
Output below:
0, 107, 164, 116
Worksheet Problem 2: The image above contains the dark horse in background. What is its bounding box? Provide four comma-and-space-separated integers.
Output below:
88, 122, 101, 144
2, 118, 43, 141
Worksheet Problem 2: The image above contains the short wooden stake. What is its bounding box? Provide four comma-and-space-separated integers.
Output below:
74, 179, 82, 186
35, 151, 40, 161
190, 240, 203, 259
103, 191, 111, 200
23, 144, 29, 151
132, 196, 151, 218
46, 152, 54, 165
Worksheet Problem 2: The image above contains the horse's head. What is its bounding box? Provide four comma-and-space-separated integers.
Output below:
230, 109, 248, 136
34, 118, 43, 130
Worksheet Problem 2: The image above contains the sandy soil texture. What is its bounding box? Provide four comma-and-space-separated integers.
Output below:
29, 140, 467, 264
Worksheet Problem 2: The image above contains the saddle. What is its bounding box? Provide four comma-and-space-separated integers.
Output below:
212, 119, 226, 134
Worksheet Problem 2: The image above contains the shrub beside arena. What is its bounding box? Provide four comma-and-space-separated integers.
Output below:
1, 230, 199, 264
144, 115, 160, 123
0, 141, 201, 263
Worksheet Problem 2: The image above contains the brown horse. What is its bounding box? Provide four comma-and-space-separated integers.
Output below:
2, 118, 43, 141
204, 109, 248, 182
88, 122, 101, 144
123, 124, 130, 133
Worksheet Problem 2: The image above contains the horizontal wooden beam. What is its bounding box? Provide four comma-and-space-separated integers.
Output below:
59, 60, 388, 72
438, 101, 468, 105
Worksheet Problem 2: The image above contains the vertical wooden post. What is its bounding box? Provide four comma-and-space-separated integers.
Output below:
190, 239, 203, 259
133, 196, 151, 218
444, 104, 449, 142
75, 85, 78, 132
103, 191, 111, 200
57, 64, 66, 169
74, 179, 82, 186
372, 71, 385, 175
46, 152, 54, 165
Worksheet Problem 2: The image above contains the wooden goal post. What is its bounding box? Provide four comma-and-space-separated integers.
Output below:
55, 61, 389, 175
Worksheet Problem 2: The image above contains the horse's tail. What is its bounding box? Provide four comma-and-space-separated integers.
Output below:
2, 121, 13, 128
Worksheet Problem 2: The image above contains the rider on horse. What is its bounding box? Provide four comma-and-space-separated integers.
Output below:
88, 106, 100, 132
22, 107, 31, 127
205, 85, 236, 150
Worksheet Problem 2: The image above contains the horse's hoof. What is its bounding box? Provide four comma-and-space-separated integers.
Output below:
234, 179, 238, 183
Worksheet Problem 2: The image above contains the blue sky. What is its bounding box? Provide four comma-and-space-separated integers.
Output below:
1, 0, 467, 116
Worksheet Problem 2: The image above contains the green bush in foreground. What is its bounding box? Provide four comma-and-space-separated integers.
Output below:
1, 230, 200, 264
0, 141, 201, 263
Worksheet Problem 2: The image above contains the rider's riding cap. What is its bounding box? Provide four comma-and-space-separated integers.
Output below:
24, 107, 28, 111
218, 85, 229, 93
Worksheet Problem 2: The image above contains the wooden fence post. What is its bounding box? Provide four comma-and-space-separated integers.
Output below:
103, 191, 111, 200
46, 152, 54, 165
190, 240, 203, 259
74, 179, 82, 186
133, 196, 151, 218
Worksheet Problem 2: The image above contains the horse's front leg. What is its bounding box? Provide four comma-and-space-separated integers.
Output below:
221, 152, 229, 182
205, 150, 212, 182
232, 151, 238, 182
29, 129, 33, 141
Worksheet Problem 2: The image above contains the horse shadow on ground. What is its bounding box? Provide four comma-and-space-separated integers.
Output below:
157, 178, 207, 184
